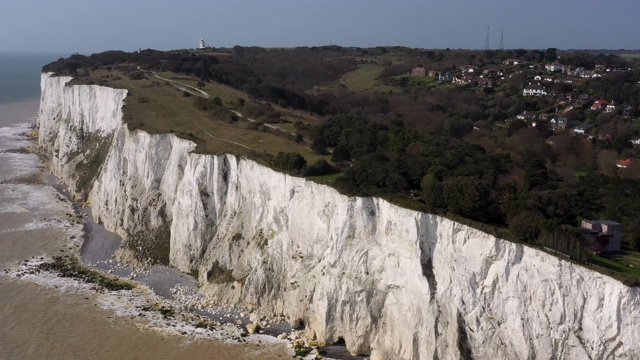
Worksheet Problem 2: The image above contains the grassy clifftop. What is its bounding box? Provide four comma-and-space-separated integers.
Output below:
45, 47, 640, 285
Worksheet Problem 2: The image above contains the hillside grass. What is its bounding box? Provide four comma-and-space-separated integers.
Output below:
62, 64, 640, 286
69, 67, 327, 164
339, 64, 395, 92
591, 252, 640, 278
403, 75, 439, 87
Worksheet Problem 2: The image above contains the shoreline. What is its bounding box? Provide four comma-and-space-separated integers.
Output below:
0, 98, 40, 124
2, 118, 364, 360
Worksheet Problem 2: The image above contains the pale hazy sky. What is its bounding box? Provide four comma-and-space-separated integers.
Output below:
1, 0, 639, 54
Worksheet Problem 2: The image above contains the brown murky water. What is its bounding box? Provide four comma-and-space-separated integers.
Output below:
0, 101, 289, 359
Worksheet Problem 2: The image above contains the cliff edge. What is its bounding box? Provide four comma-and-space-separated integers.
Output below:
38, 73, 640, 359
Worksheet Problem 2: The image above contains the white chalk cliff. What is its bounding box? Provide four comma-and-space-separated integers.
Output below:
38, 73, 640, 359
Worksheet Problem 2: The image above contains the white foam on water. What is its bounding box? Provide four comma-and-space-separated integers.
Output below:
0, 218, 77, 234
0, 203, 29, 213
5, 257, 288, 349
0, 124, 33, 138
0, 184, 73, 216
0, 153, 40, 181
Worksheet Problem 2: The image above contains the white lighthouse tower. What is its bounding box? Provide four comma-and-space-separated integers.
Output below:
198, 39, 206, 49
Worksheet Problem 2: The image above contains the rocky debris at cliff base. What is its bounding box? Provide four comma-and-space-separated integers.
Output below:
7, 257, 364, 359
6, 255, 365, 359
3, 256, 286, 347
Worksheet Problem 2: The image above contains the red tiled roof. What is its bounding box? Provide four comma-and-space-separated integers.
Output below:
617, 159, 632, 168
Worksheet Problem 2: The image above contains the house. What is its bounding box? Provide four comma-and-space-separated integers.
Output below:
438, 71, 454, 82
572, 123, 593, 135
580, 220, 622, 253
623, 106, 639, 119
543, 75, 554, 82
597, 123, 618, 140
534, 75, 543, 81
616, 159, 632, 168
581, 71, 601, 79
459, 65, 479, 73
605, 101, 617, 113
410, 66, 426, 76
545, 63, 565, 72
538, 113, 550, 121
591, 99, 609, 111
567, 67, 586, 77
517, 111, 536, 121
576, 94, 591, 106
452, 76, 473, 85
523, 83, 547, 97
630, 137, 640, 146
482, 68, 500, 78
550, 116, 570, 131
477, 78, 495, 88
428, 70, 439, 77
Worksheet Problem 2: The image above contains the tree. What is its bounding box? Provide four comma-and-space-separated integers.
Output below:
311, 137, 328, 155
196, 81, 205, 89
272, 152, 307, 173
442, 176, 493, 221
303, 159, 335, 177
544, 48, 558, 62
509, 210, 544, 242
524, 157, 558, 191
421, 174, 444, 208
330, 144, 350, 162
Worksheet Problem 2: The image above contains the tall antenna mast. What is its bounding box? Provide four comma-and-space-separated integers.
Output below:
484, 26, 490, 50
499, 27, 504, 50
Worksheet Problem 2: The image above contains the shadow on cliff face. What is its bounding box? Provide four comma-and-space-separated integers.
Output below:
420, 215, 438, 302
457, 310, 474, 360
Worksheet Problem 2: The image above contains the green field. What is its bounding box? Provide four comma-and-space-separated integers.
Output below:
339, 64, 396, 92
398, 74, 439, 88
591, 252, 640, 280
69, 67, 328, 165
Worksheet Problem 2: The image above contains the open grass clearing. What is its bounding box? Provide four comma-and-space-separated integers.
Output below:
591, 253, 640, 279
306, 172, 342, 186
68, 67, 329, 165
339, 64, 396, 93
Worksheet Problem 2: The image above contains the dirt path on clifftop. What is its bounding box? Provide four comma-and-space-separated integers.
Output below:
140, 68, 209, 98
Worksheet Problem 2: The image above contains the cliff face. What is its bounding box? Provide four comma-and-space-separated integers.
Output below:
38, 73, 640, 359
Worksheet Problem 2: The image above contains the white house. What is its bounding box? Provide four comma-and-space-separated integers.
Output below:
572, 123, 593, 135
545, 63, 565, 72
517, 111, 536, 121
523, 84, 547, 97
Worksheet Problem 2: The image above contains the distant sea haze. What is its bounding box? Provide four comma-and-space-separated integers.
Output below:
0, 52, 65, 105
0, 53, 289, 360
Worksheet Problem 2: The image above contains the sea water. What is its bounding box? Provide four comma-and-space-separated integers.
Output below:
0, 53, 288, 359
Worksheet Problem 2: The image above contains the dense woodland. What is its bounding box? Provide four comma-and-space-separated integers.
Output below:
44, 46, 640, 261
